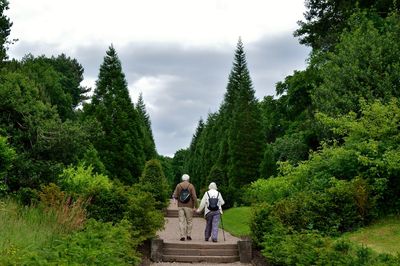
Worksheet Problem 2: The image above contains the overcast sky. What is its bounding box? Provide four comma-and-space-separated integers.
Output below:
6, 0, 310, 157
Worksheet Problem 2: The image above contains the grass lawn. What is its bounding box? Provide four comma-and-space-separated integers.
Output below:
343, 215, 400, 255
221, 206, 251, 237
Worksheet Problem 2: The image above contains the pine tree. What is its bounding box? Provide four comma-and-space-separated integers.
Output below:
139, 159, 169, 210
184, 39, 264, 204
0, 0, 12, 63
86, 45, 145, 184
186, 118, 205, 191
136, 93, 157, 160
222, 39, 263, 189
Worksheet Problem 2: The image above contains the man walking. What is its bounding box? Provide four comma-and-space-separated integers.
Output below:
173, 174, 197, 241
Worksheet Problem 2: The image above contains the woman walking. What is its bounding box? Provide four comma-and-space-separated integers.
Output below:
196, 182, 225, 242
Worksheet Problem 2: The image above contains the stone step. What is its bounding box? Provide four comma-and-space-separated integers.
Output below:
162, 254, 240, 263
164, 247, 238, 256
162, 242, 239, 263
164, 242, 238, 249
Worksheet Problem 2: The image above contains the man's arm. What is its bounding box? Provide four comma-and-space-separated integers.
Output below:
190, 185, 198, 208
172, 184, 180, 203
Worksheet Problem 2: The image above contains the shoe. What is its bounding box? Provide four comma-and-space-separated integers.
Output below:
205, 238, 209, 241
180, 237, 185, 241
212, 239, 217, 242
187, 236, 192, 240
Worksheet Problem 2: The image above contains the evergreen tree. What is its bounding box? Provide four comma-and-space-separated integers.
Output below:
85, 45, 145, 184
171, 149, 189, 187
139, 159, 169, 210
223, 39, 263, 189
186, 118, 204, 191
136, 93, 157, 160
48, 54, 90, 109
184, 39, 263, 204
0, 0, 12, 63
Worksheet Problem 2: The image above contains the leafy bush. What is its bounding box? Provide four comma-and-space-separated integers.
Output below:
86, 180, 129, 223
244, 176, 295, 205
26, 219, 141, 265
261, 230, 400, 266
15, 187, 39, 206
59, 164, 112, 197
125, 185, 165, 242
87, 181, 165, 242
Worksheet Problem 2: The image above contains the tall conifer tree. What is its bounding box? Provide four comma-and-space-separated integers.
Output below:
186, 118, 205, 190
222, 39, 263, 188
0, 0, 12, 63
182, 39, 263, 203
87, 45, 145, 184
136, 93, 157, 160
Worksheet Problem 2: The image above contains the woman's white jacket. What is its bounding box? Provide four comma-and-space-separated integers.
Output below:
197, 189, 225, 217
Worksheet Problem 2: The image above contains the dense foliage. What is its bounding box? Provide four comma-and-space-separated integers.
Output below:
0, 3, 163, 264
2, 0, 400, 264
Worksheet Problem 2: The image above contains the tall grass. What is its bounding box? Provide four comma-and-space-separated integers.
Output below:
0, 198, 59, 259
0, 194, 87, 263
38, 183, 88, 233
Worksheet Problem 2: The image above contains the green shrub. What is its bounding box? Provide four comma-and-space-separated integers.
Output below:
244, 176, 295, 205
87, 181, 165, 242
86, 181, 129, 223
125, 185, 165, 242
25, 219, 141, 265
59, 164, 112, 197
261, 230, 400, 266
15, 187, 39, 206
250, 203, 281, 246
253, 178, 373, 236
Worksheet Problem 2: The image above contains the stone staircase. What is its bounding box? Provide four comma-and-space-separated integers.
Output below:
162, 242, 240, 263
151, 201, 252, 264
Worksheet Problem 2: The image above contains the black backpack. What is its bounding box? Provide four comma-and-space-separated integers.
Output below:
207, 191, 219, 211
179, 184, 191, 203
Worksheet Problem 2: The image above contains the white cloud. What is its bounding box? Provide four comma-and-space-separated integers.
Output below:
129, 74, 181, 112
5, 0, 310, 156
7, 0, 305, 48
